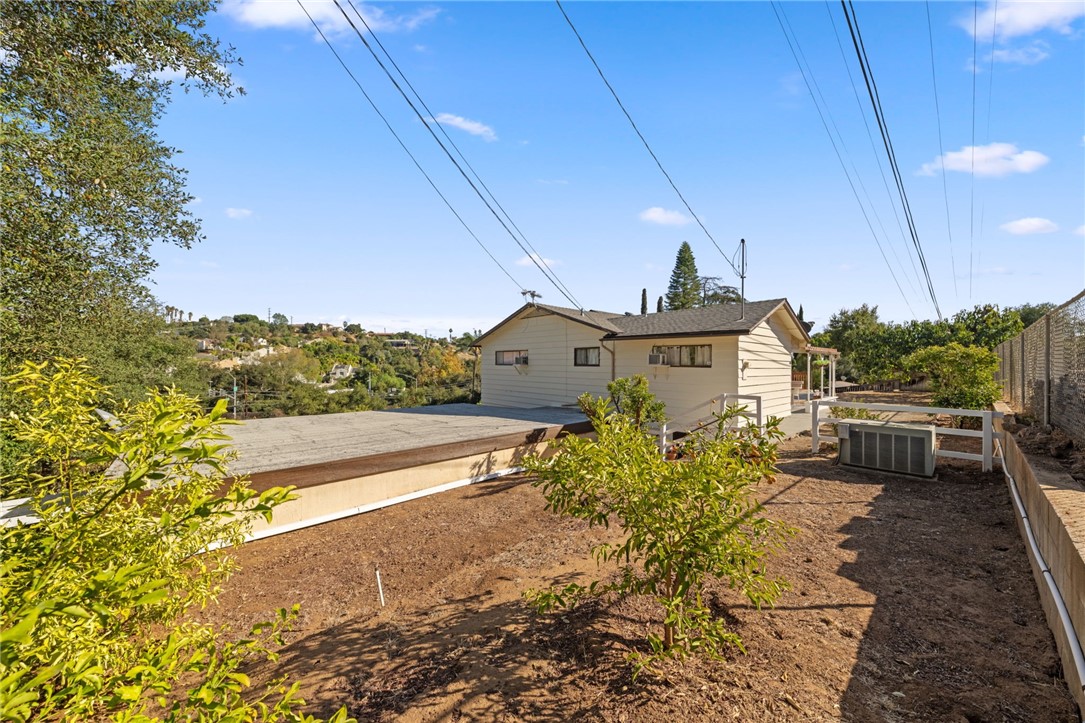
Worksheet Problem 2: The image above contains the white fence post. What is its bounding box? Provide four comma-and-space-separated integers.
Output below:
982, 411, 993, 472
811, 399, 820, 453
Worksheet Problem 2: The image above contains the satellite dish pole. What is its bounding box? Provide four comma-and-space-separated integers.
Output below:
739, 238, 747, 320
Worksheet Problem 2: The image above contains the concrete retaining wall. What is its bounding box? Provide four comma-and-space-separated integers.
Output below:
1001, 419, 1085, 715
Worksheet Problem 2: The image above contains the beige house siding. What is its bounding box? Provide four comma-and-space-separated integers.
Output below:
613, 336, 739, 422
737, 312, 802, 419
479, 310, 611, 407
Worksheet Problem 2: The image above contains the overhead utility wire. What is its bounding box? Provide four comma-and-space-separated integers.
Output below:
969, 0, 978, 298
977, 0, 999, 292
925, 1, 959, 297
824, 2, 924, 296
332, 0, 585, 311
841, 0, 942, 320
554, 0, 742, 279
344, 0, 583, 311
295, 1, 524, 293
777, 4, 921, 301
771, 2, 916, 319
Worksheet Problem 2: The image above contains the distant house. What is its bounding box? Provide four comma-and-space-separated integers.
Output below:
387, 339, 413, 349
196, 338, 218, 352
473, 299, 810, 421
327, 363, 354, 382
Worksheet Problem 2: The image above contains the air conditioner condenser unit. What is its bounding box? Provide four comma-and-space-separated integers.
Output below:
837, 420, 936, 477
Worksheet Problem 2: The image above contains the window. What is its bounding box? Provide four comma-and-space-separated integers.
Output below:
574, 347, 600, 366
651, 344, 712, 367
495, 350, 527, 365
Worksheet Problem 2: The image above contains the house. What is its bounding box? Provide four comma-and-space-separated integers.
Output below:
327, 363, 355, 382
472, 299, 811, 422
196, 338, 218, 352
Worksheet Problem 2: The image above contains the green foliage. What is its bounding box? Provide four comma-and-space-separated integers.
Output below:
1008, 302, 1056, 329
0, 359, 350, 721
903, 343, 1001, 412
640, 288, 648, 315
590, 374, 665, 430
0, 0, 241, 393
950, 304, 1023, 349
656, 296, 664, 313
525, 389, 793, 675
813, 304, 1023, 384
665, 242, 701, 311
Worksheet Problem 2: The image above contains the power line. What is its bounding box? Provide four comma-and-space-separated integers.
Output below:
840, 0, 942, 320
824, 1, 924, 297
295, 1, 525, 294
331, 0, 585, 311
925, 1, 958, 298
771, 2, 917, 319
343, 0, 584, 311
969, 0, 978, 298
554, 0, 743, 279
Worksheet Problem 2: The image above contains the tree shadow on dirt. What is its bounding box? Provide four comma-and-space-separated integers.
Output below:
820, 459, 1078, 721
255, 573, 650, 720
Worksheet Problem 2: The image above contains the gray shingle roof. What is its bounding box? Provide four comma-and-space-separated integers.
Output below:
474, 298, 804, 346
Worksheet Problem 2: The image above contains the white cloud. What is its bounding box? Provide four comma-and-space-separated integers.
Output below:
965, 1, 1085, 39
1074, 225, 1085, 236
1000, 217, 1059, 234
990, 40, 1051, 65
428, 113, 497, 142
515, 253, 559, 269
221, 1, 438, 36
918, 142, 1049, 177
639, 207, 691, 226
225, 207, 253, 219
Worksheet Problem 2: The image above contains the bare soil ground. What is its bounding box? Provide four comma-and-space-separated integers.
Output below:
200, 402, 1079, 722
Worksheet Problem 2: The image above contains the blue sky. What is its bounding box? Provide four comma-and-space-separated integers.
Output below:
152, 0, 1085, 335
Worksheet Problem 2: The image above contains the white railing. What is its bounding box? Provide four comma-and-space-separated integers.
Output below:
654, 393, 763, 451
810, 399, 1001, 472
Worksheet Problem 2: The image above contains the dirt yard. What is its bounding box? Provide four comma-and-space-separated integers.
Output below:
201, 423, 1080, 721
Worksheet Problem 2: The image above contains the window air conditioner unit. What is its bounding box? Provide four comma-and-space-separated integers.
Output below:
648, 353, 668, 366
838, 420, 936, 477
513, 355, 529, 365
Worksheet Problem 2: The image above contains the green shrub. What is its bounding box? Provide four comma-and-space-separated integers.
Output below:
0, 359, 351, 722
903, 343, 1001, 412
525, 385, 793, 675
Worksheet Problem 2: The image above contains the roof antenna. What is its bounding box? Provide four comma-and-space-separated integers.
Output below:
521, 289, 542, 306
739, 238, 747, 321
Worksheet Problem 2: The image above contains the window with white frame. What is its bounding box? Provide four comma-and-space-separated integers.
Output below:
574, 347, 600, 366
495, 350, 527, 365
651, 344, 712, 367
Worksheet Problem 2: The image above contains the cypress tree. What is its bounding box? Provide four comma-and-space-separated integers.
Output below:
665, 241, 701, 310
656, 296, 664, 313
640, 288, 648, 315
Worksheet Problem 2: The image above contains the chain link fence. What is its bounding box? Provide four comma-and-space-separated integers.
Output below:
995, 290, 1085, 444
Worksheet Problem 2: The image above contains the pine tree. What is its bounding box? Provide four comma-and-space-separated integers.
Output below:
640, 288, 648, 315
657, 296, 664, 313
665, 242, 701, 311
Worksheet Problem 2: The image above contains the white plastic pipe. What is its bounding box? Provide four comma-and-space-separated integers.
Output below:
376, 568, 385, 608
997, 438, 1085, 717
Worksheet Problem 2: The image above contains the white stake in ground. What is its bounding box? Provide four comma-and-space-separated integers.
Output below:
375, 568, 385, 607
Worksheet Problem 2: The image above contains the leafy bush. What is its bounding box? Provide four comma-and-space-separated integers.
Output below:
903, 343, 1001, 412
0, 359, 351, 722
600, 374, 665, 429
525, 385, 793, 675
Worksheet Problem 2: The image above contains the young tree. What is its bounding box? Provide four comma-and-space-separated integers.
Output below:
665, 242, 701, 311
1, 0, 241, 395
0, 359, 349, 721
640, 288, 648, 315
526, 386, 793, 674
904, 343, 1001, 413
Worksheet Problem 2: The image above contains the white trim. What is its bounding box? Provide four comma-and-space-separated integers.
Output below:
205, 466, 525, 551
